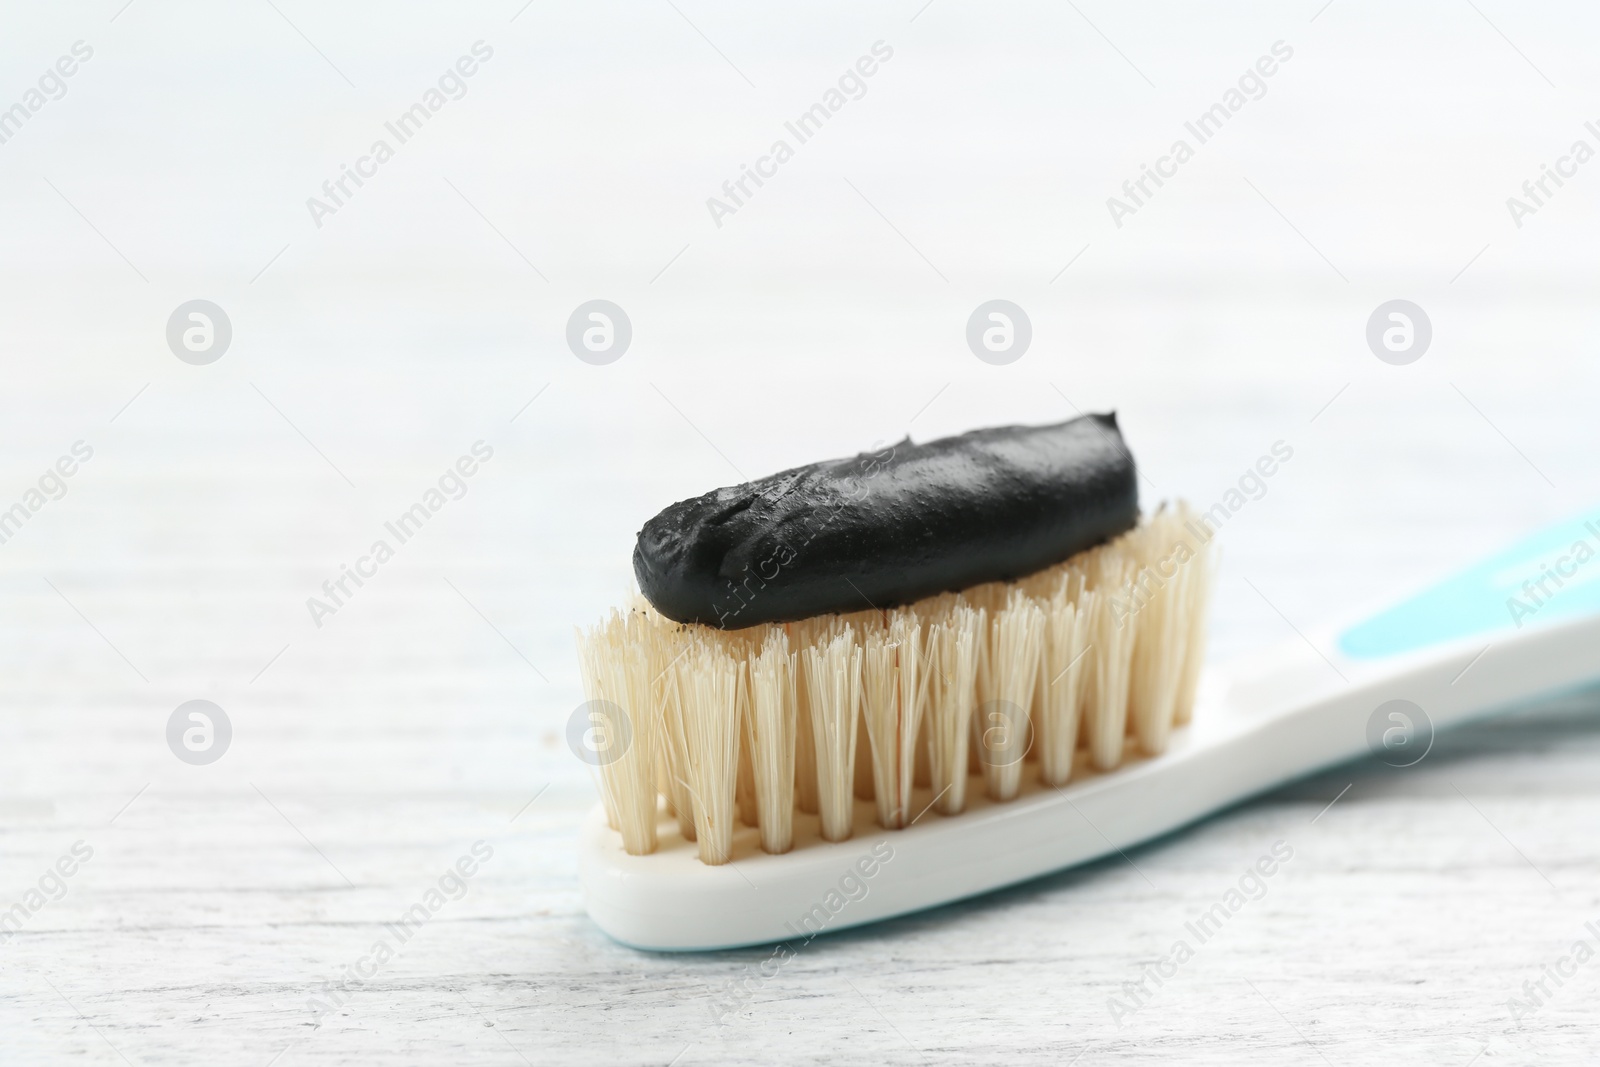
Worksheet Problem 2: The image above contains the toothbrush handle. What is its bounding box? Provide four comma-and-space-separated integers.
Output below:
1226, 507, 1600, 785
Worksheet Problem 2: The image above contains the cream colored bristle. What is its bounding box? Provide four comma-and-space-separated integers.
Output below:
861, 612, 928, 829
718, 623, 765, 835
672, 641, 742, 865
924, 601, 980, 815
910, 595, 952, 794
891, 611, 930, 824
748, 629, 798, 854
1128, 508, 1196, 755
1037, 568, 1092, 787
737, 710, 759, 828
574, 610, 660, 855
1172, 504, 1215, 725
977, 590, 1044, 801
1083, 544, 1138, 770
861, 630, 894, 810
801, 625, 862, 843
651, 626, 698, 842
851, 613, 885, 806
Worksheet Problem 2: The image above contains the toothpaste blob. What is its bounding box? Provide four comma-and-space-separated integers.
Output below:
633, 413, 1140, 629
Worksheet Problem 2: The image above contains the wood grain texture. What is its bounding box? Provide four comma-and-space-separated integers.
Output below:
6, 390, 1600, 1066
8, 694, 1600, 1065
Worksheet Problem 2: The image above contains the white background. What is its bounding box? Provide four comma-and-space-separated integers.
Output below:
4, 1, 1600, 1063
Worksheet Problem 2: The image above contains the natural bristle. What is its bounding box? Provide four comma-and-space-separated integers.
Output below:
802, 627, 863, 843
674, 642, 742, 865
574, 610, 660, 855
748, 630, 797, 854
862, 613, 927, 829
985, 590, 1045, 801
574, 504, 1215, 864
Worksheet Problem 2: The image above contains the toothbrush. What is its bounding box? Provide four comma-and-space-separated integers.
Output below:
576, 422, 1600, 950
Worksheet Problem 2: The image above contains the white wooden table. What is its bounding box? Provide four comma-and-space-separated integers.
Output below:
6, 1, 1600, 1063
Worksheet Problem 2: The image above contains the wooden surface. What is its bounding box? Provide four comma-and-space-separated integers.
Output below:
7, 1, 1600, 1063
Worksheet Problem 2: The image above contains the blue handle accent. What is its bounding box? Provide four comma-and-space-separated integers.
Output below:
1339, 509, 1600, 659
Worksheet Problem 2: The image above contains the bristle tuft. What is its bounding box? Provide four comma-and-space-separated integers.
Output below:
674, 641, 742, 864
748, 629, 798, 853
574, 611, 660, 855
801, 626, 863, 843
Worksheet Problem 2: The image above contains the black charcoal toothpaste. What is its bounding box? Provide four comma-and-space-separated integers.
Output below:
633, 413, 1139, 629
